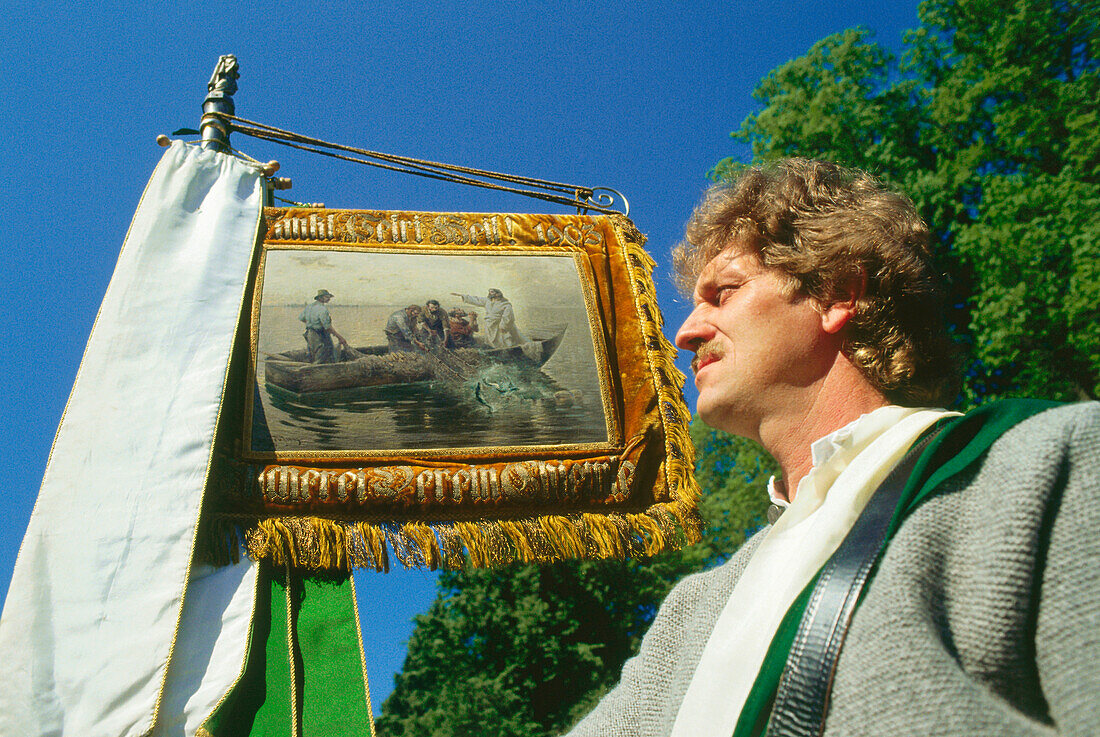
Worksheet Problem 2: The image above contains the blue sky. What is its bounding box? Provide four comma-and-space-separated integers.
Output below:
0, 0, 923, 715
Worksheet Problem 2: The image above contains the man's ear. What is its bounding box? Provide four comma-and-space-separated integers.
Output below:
819, 271, 866, 335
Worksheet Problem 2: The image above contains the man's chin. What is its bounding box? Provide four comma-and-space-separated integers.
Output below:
696, 399, 754, 437
695, 401, 729, 431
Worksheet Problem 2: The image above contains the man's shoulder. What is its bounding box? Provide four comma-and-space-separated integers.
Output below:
899, 400, 1100, 537
970, 399, 1098, 454
1007, 398, 1099, 428
922, 399, 1096, 480
978, 400, 1100, 480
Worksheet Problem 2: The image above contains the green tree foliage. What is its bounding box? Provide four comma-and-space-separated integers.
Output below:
715, 0, 1100, 404
379, 2, 1097, 734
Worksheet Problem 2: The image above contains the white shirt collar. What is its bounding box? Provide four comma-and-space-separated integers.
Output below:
766, 405, 931, 508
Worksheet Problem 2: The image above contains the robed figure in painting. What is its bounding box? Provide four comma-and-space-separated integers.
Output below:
452, 288, 525, 348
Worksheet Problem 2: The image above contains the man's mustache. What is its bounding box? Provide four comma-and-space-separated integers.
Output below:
690, 339, 724, 374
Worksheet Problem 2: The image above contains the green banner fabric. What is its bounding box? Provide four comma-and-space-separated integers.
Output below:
201, 564, 372, 736
732, 399, 1060, 737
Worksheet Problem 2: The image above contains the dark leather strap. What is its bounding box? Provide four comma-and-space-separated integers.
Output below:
766, 430, 939, 737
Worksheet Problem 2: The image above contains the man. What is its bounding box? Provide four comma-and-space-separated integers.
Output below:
451, 288, 525, 348
420, 298, 451, 349
448, 307, 478, 349
567, 159, 1099, 736
385, 304, 427, 353
298, 288, 348, 363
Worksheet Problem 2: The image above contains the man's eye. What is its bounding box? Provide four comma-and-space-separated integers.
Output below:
716, 286, 738, 303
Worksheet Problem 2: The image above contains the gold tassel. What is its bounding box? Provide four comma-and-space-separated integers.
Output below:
401, 522, 442, 570
538, 515, 584, 560
498, 520, 536, 563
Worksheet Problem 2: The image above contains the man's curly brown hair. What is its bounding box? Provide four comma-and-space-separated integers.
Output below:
673, 158, 959, 407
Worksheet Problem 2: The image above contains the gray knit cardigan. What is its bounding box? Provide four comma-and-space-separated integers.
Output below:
566, 403, 1100, 736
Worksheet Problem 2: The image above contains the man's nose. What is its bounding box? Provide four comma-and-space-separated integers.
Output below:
675, 306, 711, 352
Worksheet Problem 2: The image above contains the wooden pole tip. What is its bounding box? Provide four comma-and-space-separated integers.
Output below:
263, 160, 281, 176
156, 134, 171, 147
272, 177, 293, 190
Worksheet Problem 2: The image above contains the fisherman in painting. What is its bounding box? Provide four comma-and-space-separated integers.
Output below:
447, 308, 479, 348
451, 288, 525, 348
385, 304, 427, 353
298, 289, 348, 364
421, 299, 451, 349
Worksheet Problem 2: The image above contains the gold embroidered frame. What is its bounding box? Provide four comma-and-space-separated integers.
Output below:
206, 209, 699, 571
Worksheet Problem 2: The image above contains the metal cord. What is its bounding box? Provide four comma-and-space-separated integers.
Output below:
209, 112, 629, 215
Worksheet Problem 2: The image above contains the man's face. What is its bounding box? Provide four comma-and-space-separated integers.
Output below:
407, 306, 421, 318
319, 295, 332, 303
674, 246, 832, 438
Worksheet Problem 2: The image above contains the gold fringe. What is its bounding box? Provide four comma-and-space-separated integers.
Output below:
208, 498, 700, 572
617, 234, 701, 530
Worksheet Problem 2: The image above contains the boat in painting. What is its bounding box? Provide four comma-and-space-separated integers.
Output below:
264, 324, 567, 394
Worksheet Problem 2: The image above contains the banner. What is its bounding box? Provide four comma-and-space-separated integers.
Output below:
206, 208, 701, 571
0, 142, 264, 736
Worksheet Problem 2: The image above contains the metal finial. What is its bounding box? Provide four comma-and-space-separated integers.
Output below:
207, 55, 239, 96
201, 55, 239, 152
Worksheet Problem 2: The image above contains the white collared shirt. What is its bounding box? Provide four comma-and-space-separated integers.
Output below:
671, 405, 960, 737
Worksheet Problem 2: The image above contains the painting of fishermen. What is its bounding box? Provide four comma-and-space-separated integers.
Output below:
252, 250, 609, 453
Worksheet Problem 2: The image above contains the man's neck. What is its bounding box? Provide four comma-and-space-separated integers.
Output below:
759, 363, 889, 502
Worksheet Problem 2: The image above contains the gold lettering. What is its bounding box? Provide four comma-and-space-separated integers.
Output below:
447, 215, 469, 244
502, 462, 540, 499
334, 470, 354, 502
582, 222, 603, 246
452, 469, 472, 502
367, 467, 411, 501
429, 215, 449, 245
479, 468, 500, 501
416, 469, 433, 503
562, 224, 583, 247
468, 220, 486, 245
287, 467, 301, 501
299, 469, 321, 502
434, 469, 448, 503
615, 461, 636, 496
345, 214, 378, 242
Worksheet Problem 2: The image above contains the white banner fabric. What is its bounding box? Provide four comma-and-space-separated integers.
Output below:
0, 142, 264, 737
